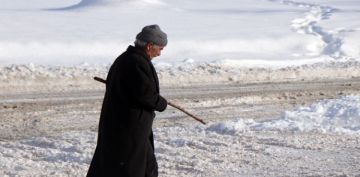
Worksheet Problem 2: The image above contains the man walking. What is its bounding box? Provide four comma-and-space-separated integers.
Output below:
87, 24, 168, 177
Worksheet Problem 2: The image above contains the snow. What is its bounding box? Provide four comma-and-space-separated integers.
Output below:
1, 96, 359, 176
1, 60, 360, 93
206, 119, 254, 135
212, 96, 360, 135
0, 131, 96, 177
261, 95, 360, 134
0, 0, 359, 65
1, 0, 360, 176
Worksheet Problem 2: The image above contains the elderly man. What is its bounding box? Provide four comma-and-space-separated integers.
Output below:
87, 25, 168, 177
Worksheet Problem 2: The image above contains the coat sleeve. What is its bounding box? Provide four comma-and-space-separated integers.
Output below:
126, 59, 167, 112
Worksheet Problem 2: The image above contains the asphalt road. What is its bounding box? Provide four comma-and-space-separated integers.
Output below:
1, 78, 359, 140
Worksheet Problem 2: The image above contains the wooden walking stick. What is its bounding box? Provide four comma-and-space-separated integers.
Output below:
93, 76, 206, 125
167, 101, 206, 125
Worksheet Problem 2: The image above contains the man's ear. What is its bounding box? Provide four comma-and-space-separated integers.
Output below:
145, 43, 153, 51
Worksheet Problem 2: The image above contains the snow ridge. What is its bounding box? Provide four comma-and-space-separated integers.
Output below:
268, 0, 351, 59
208, 96, 360, 135
46, 0, 165, 10
47, 0, 108, 10
1, 60, 360, 92
256, 95, 360, 134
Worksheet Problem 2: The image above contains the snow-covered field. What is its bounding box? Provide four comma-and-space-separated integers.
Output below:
1, 0, 360, 65
1, 0, 360, 176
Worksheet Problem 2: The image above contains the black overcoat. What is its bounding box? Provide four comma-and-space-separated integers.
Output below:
87, 46, 167, 177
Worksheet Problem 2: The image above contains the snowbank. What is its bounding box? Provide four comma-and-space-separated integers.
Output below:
208, 95, 360, 135
256, 95, 360, 134
1, 60, 360, 93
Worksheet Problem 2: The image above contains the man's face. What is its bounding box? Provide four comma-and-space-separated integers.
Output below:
146, 43, 165, 60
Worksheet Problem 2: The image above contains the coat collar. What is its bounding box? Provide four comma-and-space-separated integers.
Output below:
127, 45, 151, 62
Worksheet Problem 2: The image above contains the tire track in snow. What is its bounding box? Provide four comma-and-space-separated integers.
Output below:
268, 0, 352, 59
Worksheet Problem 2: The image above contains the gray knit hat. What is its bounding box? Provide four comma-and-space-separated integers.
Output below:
136, 24, 168, 46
